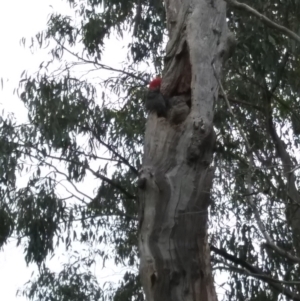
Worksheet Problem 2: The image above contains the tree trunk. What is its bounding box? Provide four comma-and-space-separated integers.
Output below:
139, 1, 230, 300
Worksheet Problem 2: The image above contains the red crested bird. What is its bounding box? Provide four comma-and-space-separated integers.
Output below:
145, 77, 168, 117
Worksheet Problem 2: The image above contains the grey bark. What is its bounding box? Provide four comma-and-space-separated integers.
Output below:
139, 1, 230, 300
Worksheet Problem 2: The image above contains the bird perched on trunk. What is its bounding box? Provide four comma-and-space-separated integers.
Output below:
145, 77, 168, 117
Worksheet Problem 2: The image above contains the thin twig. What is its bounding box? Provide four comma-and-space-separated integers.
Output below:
17, 142, 137, 200
225, 0, 300, 43
212, 64, 251, 148
96, 136, 139, 176
54, 38, 148, 84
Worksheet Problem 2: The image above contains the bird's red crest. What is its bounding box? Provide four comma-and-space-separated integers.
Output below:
149, 77, 162, 90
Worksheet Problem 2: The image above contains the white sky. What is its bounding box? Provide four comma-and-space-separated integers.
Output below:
0, 2, 226, 300
0, 3, 54, 300
0, 1, 134, 300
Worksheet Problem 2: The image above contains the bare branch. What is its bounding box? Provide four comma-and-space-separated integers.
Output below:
18, 149, 92, 204
54, 38, 148, 84
225, 0, 300, 43
87, 165, 136, 200
18, 142, 137, 200
92, 133, 139, 176
42, 164, 92, 204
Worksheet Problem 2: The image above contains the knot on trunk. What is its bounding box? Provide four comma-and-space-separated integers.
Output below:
168, 95, 191, 124
138, 166, 155, 190
187, 121, 216, 165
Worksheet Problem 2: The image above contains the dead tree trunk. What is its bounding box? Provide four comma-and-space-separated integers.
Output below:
139, 1, 232, 300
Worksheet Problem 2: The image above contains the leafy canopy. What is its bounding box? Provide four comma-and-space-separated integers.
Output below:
1, 0, 300, 300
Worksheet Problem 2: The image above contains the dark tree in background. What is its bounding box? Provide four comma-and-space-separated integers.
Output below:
1, 0, 300, 300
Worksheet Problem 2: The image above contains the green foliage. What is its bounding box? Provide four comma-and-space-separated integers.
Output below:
114, 272, 143, 301
2, 0, 300, 300
0, 205, 14, 247
211, 1, 300, 300
22, 265, 103, 301
16, 186, 66, 264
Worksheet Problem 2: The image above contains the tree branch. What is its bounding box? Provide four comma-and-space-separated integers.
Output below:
219, 94, 263, 111
91, 131, 139, 176
235, 70, 300, 127
54, 38, 148, 84
225, 0, 300, 43
84, 124, 139, 175
18, 142, 137, 200
211, 245, 300, 301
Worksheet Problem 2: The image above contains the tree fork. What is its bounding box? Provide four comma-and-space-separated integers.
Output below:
139, 1, 230, 300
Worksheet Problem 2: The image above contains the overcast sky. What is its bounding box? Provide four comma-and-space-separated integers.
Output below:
0, 1, 132, 300
0, 2, 231, 301
1, 2, 54, 299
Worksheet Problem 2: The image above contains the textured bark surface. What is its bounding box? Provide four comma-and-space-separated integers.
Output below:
139, 1, 230, 300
